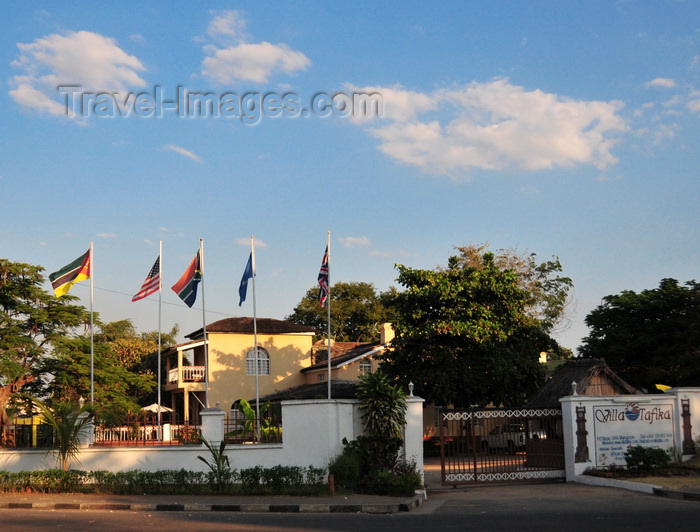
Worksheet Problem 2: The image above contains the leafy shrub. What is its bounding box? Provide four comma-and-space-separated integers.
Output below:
389, 459, 422, 495
343, 435, 403, 473
240, 465, 264, 492
0, 465, 326, 495
177, 426, 202, 444
328, 452, 361, 491
197, 437, 235, 494
358, 459, 422, 496
305, 466, 326, 486
329, 438, 422, 495
0, 469, 88, 493
624, 445, 671, 471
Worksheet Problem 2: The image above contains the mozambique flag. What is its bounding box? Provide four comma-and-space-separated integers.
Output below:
171, 251, 202, 307
49, 249, 91, 297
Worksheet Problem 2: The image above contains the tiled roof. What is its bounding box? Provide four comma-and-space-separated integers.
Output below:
303, 342, 385, 372
186, 317, 318, 339
255, 380, 360, 402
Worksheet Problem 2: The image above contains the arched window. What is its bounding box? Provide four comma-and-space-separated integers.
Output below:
246, 347, 270, 376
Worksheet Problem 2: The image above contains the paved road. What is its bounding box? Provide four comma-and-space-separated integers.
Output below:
2, 483, 699, 531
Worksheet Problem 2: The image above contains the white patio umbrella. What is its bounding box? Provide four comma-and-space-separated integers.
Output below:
141, 403, 174, 414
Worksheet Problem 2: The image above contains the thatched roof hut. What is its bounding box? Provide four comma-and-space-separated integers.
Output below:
526, 358, 640, 409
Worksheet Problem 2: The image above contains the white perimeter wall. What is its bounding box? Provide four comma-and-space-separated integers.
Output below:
0, 397, 425, 481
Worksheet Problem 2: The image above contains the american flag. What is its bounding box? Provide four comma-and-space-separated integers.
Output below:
132, 257, 161, 302
318, 245, 329, 306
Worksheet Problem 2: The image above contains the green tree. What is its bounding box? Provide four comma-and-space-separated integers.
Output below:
579, 278, 700, 391
287, 281, 397, 342
0, 259, 89, 429
36, 335, 155, 415
380, 253, 555, 407
452, 243, 573, 331
93, 319, 179, 407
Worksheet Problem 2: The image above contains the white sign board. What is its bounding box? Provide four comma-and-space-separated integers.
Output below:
592, 401, 675, 467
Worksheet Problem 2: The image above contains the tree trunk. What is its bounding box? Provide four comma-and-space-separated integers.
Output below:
0, 375, 36, 430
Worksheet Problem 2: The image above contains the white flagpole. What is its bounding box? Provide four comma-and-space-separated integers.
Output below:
157, 240, 163, 438
326, 231, 331, 400
90, 241, 95, 405
200, 238, 209, 409
251, 236, 260, 441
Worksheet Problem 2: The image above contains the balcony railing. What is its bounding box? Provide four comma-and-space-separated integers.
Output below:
168, 365, 206, 383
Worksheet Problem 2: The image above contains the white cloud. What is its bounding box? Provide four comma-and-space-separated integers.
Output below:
346, 84, 436, 122
129, 34, 146, 46
97, 233, 117, 238
235, 237, 268, 248
353, 79, 628, 175
206, 10, 249, 44
202, 42, 310, 84
645, 78, 676, 88
653, 124, 678, 144
163, 144, 203, 163
688, 98, 700, 113
9, 30, 147, 116
200, 11, 310, 84
340, 236, 370, 248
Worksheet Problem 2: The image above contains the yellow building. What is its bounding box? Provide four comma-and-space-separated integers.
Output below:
163, 321, 396, 422
163, 317, 317, 422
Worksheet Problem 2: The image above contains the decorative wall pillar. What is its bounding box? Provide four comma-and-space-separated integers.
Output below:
77, 412, 94, 447
681, 399, 695, 455
200, 407, 225, 445
404, 396, 425, 484
574, 406, 589, 463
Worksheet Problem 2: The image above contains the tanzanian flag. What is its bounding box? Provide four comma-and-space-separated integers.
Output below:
171, 251, 202, 307
49, 249, 91, 297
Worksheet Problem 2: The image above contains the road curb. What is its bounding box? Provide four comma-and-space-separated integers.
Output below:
0, 493, 426, 513
652, 488, 700, 502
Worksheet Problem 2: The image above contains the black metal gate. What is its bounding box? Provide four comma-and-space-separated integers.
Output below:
439, 407, 565, 485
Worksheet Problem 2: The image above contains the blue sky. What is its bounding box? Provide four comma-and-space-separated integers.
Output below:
1, 1, 698, 351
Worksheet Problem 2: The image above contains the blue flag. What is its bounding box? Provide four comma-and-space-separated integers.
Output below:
238, 252, 254, 306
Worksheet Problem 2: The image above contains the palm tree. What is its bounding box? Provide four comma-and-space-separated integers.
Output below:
356, 370, 407, 439
17, 396, 94, 471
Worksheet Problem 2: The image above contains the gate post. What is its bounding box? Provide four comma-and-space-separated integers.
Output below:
404, 396, 425, 484
438, 406, 446, 485
200, 407, 225, 446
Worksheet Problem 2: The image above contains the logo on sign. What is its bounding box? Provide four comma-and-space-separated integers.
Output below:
625, 402, 640, 421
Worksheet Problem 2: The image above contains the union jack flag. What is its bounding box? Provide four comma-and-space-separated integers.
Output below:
318, 245, 329, 307
132, 256, 161, 302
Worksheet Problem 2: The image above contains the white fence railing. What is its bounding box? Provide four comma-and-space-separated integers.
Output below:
94, 423, 201, 446
168, 366, 206, 383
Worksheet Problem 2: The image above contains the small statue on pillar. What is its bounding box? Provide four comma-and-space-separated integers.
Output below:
575, 406, 590, 463
681, 399, 695, 455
